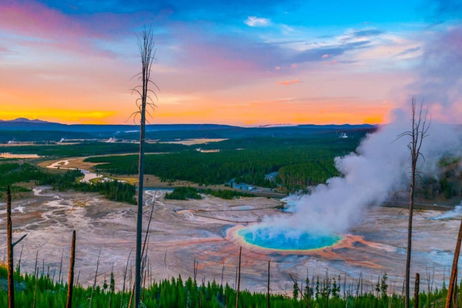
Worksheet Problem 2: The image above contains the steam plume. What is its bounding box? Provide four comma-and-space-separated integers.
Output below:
257, 25, 462, 236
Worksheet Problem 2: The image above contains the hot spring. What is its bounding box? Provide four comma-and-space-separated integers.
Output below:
237, 225, 342, 251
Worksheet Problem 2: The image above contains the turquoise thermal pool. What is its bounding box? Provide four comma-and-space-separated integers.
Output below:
237, 226, 342, 251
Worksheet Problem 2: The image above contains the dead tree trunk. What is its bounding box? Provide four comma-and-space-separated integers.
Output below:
267, 260, 271, 308
6, 186, 14, 308
66, 230, 76, 308
403, 99, 429, 308
446, 217, 462, 308
235, 247, 242, 308
454, 267, 458, 308
221, 261, 225, 287
414, 273, 420, 308
133, 27, 156, 308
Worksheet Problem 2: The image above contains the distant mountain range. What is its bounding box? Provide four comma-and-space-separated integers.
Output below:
0, 118, 374, 131
0, 118, 54, 124
0, 118, 64, 128
0, 118, 376, 142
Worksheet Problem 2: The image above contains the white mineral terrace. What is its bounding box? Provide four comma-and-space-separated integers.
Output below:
0, 187, 461, 294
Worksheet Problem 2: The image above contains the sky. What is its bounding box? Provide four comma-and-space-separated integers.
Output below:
0, 0, 460, 125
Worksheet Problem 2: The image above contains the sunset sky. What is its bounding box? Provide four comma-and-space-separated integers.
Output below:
0, 0, 460, 125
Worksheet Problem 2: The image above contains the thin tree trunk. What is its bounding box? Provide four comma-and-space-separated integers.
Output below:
414, 272, 420, 308
89, 250, 101, 308
6, 186, 14, 308
221, 261, 225, 286
16, 245, 23, 275
404, 100, 428, 308
66, 230, 76, 308
130, 198, 156, 307
123, 249, 132, 293
405, 165, 416, 308
33, 250, 38, 278
135, 101, 145, 308
58, 250, 64, 284
453, 267, 458, 308
134, 27, 155, 308
267, 260, 271, 308
235, 247, 242, 308
193, 258, 198, 283
446, 217, 462, 308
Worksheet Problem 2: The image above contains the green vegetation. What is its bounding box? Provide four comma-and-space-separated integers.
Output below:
38, 168, 136, 204
0, 266, 455, 307
165, 186, 202, 200
87, 136, 360, 192
205, 188, 254, 199
0, 162, 135, 204
277, 161, 338, 191
76, 181, 136, 204
165, 186, 255, 200
419, 156, 462, 200
0, 163, 49, 196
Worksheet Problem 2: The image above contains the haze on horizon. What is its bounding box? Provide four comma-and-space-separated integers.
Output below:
0, 0, 460, 125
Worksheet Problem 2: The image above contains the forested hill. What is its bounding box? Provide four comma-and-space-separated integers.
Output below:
0, 118, 375, 142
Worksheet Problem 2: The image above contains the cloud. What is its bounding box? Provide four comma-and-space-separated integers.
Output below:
277, 79, 301, 86
244, 16, 271, 27
0, 1, 125, 57
352, 29, 384, 38
394, 46, 420, 57
291, 41, 370, 63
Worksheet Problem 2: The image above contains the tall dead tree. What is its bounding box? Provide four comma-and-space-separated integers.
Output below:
267, 260, 271, 308
401, 99, 429, 308
236, 247, 242, 308
66, 230, 76, 308
446, 219, 462, 308
133, 27, 156, 308
3, 187, 26, 308
6, 186, 14, 308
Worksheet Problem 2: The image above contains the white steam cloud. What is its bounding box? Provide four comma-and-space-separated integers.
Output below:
257, 25, 462, 236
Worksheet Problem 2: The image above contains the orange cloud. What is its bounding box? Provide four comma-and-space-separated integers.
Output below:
139, 96, 393, 125
277, 79, 301, 86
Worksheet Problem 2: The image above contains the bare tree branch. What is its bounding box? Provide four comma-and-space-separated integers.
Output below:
134, 26, 157, 308
403, 97, 430, 308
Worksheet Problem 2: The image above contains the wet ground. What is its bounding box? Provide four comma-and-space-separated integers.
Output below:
0, 187, 460, 294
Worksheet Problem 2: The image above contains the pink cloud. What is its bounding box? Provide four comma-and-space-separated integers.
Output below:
170, 23, 286, 75
0, 1, 136, 56
0, 1, 100, 39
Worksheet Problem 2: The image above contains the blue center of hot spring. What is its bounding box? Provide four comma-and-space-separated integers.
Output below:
238, 226, 341, 250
